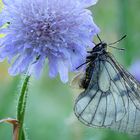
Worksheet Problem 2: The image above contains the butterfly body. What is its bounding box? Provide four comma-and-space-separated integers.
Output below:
79, 42, 107, 89
74, 40, 140, 134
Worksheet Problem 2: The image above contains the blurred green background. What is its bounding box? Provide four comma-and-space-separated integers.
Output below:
0, 0, 140, 140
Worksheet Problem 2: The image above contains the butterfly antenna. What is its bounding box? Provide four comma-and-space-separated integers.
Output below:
97, 34, 102, 43
109, 46, 125, 51
108, 35, 126, 51
108, 35, 126, 46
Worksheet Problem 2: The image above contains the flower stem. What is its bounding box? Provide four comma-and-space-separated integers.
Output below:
17, 75, 30, 140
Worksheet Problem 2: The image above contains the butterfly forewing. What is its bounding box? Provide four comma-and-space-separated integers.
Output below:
74, 52, 140, 134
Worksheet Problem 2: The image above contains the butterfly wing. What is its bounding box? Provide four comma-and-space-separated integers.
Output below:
74, 53, 140, 134
70, 72, 85, 89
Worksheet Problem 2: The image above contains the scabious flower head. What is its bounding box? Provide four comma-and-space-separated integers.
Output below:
129, 60, 140, 82
0, 0, 100, 83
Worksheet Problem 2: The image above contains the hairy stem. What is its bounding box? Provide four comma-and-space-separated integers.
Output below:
17, 75, 30, 140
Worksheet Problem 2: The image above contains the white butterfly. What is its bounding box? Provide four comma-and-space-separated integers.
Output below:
73, 36, 140, 134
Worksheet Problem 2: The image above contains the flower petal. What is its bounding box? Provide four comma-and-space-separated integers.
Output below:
8, 52, 34, 75
58, 59, 69, 83
48, 55, 58, 78
78, 0, 98, 7
129, 60, 140, 82
2, 0, 14, 5
28, 56, 46, 78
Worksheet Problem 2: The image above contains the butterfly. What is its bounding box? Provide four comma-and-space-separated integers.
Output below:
73, 35, 140, 134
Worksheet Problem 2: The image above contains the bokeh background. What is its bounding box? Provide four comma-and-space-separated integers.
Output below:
0, 0, 140, 139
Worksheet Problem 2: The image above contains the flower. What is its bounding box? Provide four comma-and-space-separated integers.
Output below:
0, 0, 100, 83
129, 60, 140, 82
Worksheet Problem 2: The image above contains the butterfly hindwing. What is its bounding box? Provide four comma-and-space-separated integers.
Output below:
108, 53, 140, 108
74, 53, 140, 134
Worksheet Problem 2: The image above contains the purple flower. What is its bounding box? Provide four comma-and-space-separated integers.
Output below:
0, 0, 99, 83
129, 60, 140, 82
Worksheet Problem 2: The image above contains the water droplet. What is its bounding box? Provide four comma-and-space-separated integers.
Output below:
30, 30, 34, 33
36, 31, 42, 36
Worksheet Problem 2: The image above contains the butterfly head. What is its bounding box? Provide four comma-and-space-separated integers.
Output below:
91, 41, 107, 55
91, 35, 126, 54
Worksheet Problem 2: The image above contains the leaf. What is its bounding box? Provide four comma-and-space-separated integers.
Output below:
0, 118, 19, 140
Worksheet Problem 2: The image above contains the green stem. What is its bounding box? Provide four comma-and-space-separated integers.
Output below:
17, 75, 30, 140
